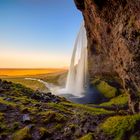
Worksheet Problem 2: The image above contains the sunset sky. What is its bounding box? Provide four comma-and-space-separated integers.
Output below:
0, 0, 82, 68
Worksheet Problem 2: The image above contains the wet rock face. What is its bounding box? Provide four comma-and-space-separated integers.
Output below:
74, 0, 140, 94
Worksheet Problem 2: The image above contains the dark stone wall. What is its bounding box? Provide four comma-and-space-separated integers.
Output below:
74, 0, 140, 112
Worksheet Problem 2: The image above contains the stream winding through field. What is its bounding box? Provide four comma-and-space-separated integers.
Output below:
24, 78, 60, 95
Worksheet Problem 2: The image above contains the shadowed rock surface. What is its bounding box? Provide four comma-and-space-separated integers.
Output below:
74, 0, 140, 113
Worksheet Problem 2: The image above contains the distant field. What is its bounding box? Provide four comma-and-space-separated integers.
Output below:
0, 68, 67, 92
0, 68, 66, 76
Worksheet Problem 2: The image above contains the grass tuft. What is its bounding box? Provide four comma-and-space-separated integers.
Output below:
62, 102, 114, 115
39, 110, 67, 123
79, 133, 94, 140
12, 126, 32, 140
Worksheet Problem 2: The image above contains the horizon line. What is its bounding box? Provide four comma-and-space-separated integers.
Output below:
0, 67, 68, 70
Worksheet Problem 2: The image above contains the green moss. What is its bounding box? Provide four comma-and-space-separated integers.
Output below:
12, 96, 38, 106
94, 80, 117, 98
4, 78, 46, 91
12, 96, 31, 105
47, 102, 72, 114
10, 96, 39, 114
39, 110, 67, 123
100, 94, 128, 107
130, 135, 139, 140
62, 102, 114, 115
0, 112, 4, 121
0, 116, 11, 133
0, 123, 8, 132
54, 123, 63, 129
19, 106, 38, 114
6, 90, 22, 97
39, 127, 47, 134
100, 114, 140, 140
79, 133, 94, 140
49, 123, 63, 132
38, 127, 49, 138
0, 97, 16, 107
68, 124, 78, 129
12, 122, 20, 130
128, 16, 136, 27
1, 82, 33, 97
12, 126, 32, 140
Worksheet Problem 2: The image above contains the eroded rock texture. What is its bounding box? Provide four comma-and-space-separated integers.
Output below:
74, 0, 140, 113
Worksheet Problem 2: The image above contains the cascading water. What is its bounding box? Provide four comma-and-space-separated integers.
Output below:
25, 22, 101, 103
65, 22, 88, 97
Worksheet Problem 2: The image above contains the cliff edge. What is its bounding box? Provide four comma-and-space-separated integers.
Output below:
74, 0, 140, 113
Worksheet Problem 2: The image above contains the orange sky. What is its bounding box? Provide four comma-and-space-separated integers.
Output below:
0, 0, 82, 69
0, 48, 70, 68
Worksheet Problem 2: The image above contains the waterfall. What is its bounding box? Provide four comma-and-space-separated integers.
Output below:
65, 22, 88, 97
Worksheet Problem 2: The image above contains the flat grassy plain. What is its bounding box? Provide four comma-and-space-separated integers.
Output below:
0, 68, 66, 76
0, 68, 67, 92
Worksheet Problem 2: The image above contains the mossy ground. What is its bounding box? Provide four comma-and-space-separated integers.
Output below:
0, 79, 139, 140
0, 97, 17, 107
99, 93, 128, 108
0, 79, 115, 139
61, 102, 114, 115
47, 102, 72, 114
12, 126, 32, 140
79, 133, 94, 140
3, 78, 47, 92
0, 112, 4, 121
39, 110, 67, 123
100, 114, 140, 140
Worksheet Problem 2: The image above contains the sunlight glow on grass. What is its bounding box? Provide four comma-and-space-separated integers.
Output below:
0, 68, 66, 76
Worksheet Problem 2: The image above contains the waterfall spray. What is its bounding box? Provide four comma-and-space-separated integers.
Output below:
65, 22, 88, 97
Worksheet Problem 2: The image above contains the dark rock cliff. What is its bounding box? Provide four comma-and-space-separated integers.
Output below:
74, 0, 140, 113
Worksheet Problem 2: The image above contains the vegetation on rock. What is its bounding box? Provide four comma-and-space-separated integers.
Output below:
92, 79, 118, 99
0, 79, 139, 139
100, 114, 140, 140
100, 93, 128, 108
12, 126, 32, 140
79, 133, 94, 140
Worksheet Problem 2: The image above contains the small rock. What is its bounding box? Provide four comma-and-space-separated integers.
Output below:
52, 98, 59, 103
0, 103, 8, 111
27, 124, 34, 129
22, 114, 31, 123
75, 128, 83, 137
0, 126, 3, 132
47, 92, 52, 96
44, 96, 51, 101
0, 88, 4, 92
34, 103, 41, 107
43, 109, 49, 111
5, 98, 13, 101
